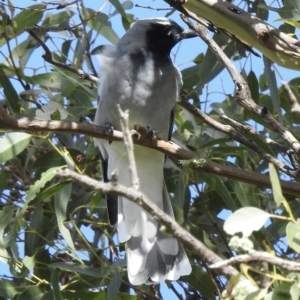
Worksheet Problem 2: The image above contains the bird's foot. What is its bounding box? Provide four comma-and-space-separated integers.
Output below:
103, 123, 114, 144
146, 125, 157, 140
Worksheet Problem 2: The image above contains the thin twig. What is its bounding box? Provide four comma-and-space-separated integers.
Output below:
177, 97, 297, 177
117, 106, 140, 191
28, 30, 98, 83
210, 250, 300, 271
218, 108, 289, 153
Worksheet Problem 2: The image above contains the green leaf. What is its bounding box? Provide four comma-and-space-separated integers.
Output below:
26, 204, 45, 254
30, 72, 62, 90
0, 169, 10, 191
0, 279, 25, 298
25, 166, 64, 205
108, 271, 121, 300
290, 282, 300, 300
264, 56, 282, 120
49, 262, 101, 278
42, 11, 75, 27
32, 181, 70, 204
0, 68, 21, 113
269, 163, 284, 207
185, 265, 216, 299
245, 289, 268, 300
109, 0, 133, 29
259, 0, 300, 20
15, 286, 44, 300
286, 220, 300, 253
202, 173, 237, 211
83, 8, 119, 44
51, 269, 64, 300
224, 207, 270, 237
0, 205, 15, 248
247, 70, 259, 102
231, 181, 259, 207
54, 183, 75, 251
12, 4, 46, 32
0, 132, 31, 163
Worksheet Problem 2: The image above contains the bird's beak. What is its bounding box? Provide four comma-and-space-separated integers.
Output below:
178, 29, 198, 40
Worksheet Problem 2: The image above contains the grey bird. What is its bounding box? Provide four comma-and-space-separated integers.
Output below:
94, 18, 196, 285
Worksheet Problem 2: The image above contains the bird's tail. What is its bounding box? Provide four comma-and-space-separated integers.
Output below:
107, 143, 191, 285
126, 182, 192, 285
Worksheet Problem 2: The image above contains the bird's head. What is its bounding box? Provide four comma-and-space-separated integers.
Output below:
117, 18, 197, 56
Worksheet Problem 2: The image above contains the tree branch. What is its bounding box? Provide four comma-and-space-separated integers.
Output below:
1, 105, 300, 196
56, 168, 238, 278
210, 250, 300, 272
28, 30, 98, 83
165, 0, 300, 70
181, 17, 300, 161
178, 97, 297, 177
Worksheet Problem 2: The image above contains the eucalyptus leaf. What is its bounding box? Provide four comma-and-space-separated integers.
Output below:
224, 207, 270, 237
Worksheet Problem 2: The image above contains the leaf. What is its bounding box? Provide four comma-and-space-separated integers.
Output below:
107, 271, 121, 300
12, 4, 46, 32
202, 173, 238, 211
109, 0, 133, 29
286, 220, 300, 253
0, 132, 31, 163
245, 289, 268, 300
35, 101, 68, 120
231, 181, 259, 207
0, 205, 15, 248
15, 286, 44, 300
83, 8, 119, 44
0, 68, 21, 113
25, 166, 64, 207
264, 56, 282, 121
259, 0, 300, 20
247, 70, 259, 102
51, 269, 64, 300
269, 163, 284, 207
31, 181, 70, 204
224, 207, 270, 237
290, 282, 300, 300
0, 279, 25, 298
54, 183, 75, 251
30, 72, 62, 90
0, 169, 10, 191
185, 265, 216, 299
26, 204, 45, 255
49, 262, 101, 278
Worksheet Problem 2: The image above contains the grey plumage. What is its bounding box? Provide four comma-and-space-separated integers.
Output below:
94, 18, 195, 285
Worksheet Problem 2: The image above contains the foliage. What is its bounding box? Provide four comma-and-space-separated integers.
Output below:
0, 0, 300, 299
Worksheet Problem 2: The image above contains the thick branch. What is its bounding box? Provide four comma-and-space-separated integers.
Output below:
165, 0, 300, 70
1, 106, 300, 196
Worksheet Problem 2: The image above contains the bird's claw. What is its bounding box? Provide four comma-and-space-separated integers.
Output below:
146, 125, 157, 140
103, 123, 114, 144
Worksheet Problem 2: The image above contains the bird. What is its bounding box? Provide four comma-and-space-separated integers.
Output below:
94, 17, 196, 285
